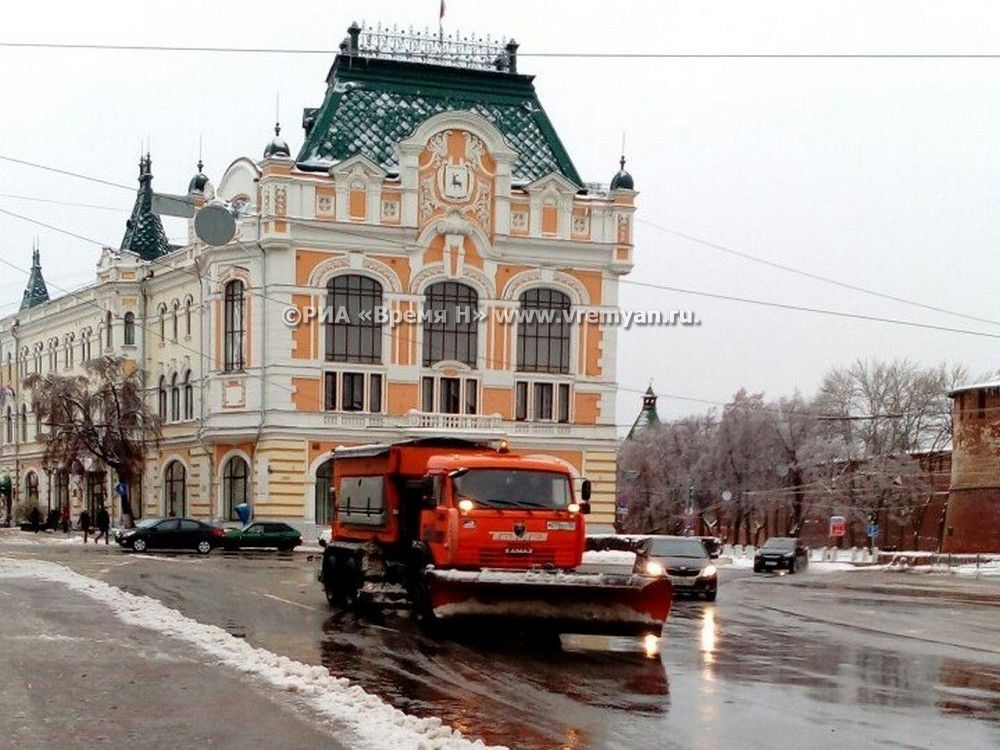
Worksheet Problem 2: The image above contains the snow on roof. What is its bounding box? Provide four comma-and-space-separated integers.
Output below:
948, 379, 1000, 396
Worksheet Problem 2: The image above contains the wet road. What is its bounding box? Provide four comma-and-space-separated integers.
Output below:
4, 545, 998, 749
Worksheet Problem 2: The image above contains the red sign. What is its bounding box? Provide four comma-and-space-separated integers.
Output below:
829, 515, 846, 537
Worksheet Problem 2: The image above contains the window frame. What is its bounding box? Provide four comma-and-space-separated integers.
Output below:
223, 280, 246, 372
516, 288, 572, 375
324, 274, 383, 365
123, 312, 136, 346
422, 281, 479, 367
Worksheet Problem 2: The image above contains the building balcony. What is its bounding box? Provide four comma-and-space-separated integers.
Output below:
322, 412, 387, 429
404, 410, 503, 432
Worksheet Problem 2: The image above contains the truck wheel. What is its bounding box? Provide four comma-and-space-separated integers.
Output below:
340, 559, 361, 609
322, 554, 346, 607
412, 573, 441, 633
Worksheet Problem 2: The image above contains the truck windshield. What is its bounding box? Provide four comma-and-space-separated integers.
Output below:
453, 469, 571, 510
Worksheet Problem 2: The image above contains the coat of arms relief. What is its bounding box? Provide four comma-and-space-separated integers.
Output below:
418, 129, 494, 233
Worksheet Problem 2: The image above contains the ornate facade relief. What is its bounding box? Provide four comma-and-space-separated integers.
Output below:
417, 129, 496, 235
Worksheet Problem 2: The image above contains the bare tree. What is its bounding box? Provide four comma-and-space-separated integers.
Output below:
25, 357, 160, 528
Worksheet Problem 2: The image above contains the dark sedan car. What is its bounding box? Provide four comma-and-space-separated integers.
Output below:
643, 535, 718, 600
117, 517, 225, 554
223, 522, 302, 551
753, 537, 809, 574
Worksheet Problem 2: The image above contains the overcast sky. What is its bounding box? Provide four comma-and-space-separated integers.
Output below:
2, 0, 999, 429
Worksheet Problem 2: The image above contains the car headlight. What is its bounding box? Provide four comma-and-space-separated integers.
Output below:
645, 560, 665, 577
700, 564, 717, 578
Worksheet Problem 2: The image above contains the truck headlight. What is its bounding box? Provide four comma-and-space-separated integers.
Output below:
458, 499, 474, 513
700, 564, 717, 578
645, 560, 665, 577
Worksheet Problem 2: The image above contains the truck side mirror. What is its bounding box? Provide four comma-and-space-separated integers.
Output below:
580, 479, 592, 502
579, 501, 591, 515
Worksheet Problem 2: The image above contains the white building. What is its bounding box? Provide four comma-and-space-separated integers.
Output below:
0, 25, 637, 532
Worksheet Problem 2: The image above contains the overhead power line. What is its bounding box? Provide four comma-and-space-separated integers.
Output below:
4, 41, 1000, 59
637, 219, 1000, 328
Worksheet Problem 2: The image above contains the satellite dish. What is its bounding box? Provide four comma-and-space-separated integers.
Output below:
721, 490, 733, 502
194, 201, 237, 246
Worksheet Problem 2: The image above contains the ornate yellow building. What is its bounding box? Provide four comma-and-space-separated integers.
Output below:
0, 25, 636, 532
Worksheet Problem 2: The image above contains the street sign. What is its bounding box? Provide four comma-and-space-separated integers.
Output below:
829, 515, 846, 537
867, 523, 879, 539
151, 192, 196, 219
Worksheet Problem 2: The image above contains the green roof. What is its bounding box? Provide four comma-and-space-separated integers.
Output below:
627, 386, 661, 440
296, 56, 582, 185
20, 245, 50, 310
120, 155, 172, 261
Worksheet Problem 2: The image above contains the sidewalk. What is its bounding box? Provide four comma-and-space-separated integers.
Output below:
0, 573, 345, 750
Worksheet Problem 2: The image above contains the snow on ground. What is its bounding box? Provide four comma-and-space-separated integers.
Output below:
0, 557, 501, 750
954, 560, 1000, 576
0, 530, 86, 546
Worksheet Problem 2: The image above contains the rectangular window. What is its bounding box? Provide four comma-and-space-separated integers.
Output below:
369, 374, 382, 413
342, 372, 365, 412
558, 383, 570, 423
534, 383, 553, 421
977, 391, 987, 419
515, 381, 528, 421
422, 377, 435, 412
324, 372, 337, 411
441, 377, 461, 414
465, 379, 478, 415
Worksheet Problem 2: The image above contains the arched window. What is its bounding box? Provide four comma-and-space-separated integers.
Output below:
20, 404, 27, 442
163, 460, 186, 517
158, 304, 166, 341
517, 288, 572, 374
4, 407, 11, 443
170, 373, 180, 422
184, 297, 193, 337
172, 301, 179, 341
325, 275, 383, 363
222, 455, 250, 521
183, 371, 193, 420
315, 459, 334, 525
158, 376, 167, 421
26, 471, 39, 507
66, 334, 74, 368
223, 280, 245, 372
124, 312, 135, 345
422, 282, 478, 367
105, 310, 113, 349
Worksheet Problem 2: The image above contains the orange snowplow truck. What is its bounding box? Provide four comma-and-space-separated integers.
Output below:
318, 438, 671, 633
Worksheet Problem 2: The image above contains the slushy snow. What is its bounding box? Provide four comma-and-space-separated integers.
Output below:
0, 557, 502, 750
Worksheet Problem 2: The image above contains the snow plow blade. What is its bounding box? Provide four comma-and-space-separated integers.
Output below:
426, 569, 672, 634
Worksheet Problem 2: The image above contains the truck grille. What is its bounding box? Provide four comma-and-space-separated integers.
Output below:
479, 549, 557, 568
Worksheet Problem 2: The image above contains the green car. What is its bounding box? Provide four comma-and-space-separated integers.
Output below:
223, 522, 302, 552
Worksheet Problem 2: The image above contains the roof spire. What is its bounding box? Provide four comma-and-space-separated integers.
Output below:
21, 240, 50, 311
121, 151, 172, 260
626, 381, 660, 439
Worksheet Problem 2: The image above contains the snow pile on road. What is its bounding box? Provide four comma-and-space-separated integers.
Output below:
579, 549, 636, 570
0, 557, 502, 750
953, 560, 1000, 576
0, 532, 85, 546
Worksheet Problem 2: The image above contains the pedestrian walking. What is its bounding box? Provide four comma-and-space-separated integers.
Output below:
29, 506, 43, 533
60, 505, 70, 534
78, 508, 91, 544
94, 505, 110, 545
